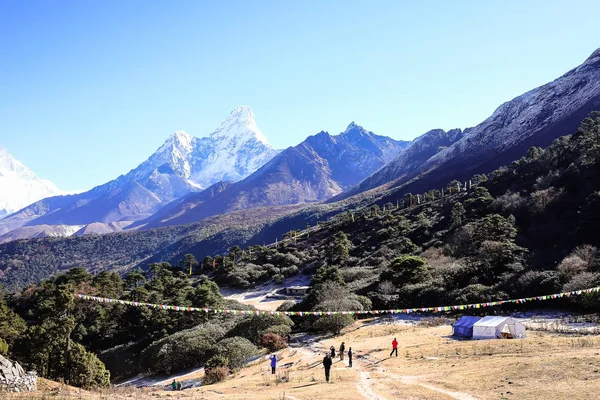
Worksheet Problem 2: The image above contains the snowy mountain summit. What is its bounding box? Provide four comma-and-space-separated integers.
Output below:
0, 147, 61, 218
128, 105, 279, 190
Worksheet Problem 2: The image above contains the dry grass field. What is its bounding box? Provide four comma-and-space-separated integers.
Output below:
6, 319, 600, 400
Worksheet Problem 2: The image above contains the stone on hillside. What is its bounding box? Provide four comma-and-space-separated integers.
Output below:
0, 355, 37, 393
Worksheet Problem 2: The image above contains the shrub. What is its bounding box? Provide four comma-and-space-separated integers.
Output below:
356, 295, 372, 311
205, 355, 229, 369
377, 280, 396, 295
342, 267, 373, 283
68, 343, 111, 389
260, 333, 287, 352
313, 314, 354, 335
515, 270, 560, 296
557, 256, 587, 283
228, 314, 294, 344
214, 337, 259, 370
572, 245, 598, 268
563, 272, 600, 292
140, 323, 226, 374
382, 256, 429, 286
204, 366, 229, 384
276, 301, 296, 311
262, 324, 292, 338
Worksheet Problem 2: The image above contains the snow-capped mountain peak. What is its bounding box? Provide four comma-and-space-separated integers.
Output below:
122, 106, 279, 192
210, 105, 271, 147
170, 130, 194, 152
0, 147, 61, 218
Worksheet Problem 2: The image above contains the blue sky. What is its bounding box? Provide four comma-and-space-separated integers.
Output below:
1, 0, 598, 192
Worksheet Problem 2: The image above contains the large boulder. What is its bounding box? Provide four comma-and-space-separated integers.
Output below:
0, 355, 37, 392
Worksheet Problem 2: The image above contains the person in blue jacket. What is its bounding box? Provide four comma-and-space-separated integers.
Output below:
269, 354, 277, 374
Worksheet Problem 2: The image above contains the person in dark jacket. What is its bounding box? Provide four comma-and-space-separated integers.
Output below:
348, 347, 353, 367
177, 381, 182, 390
269, 354, 277, 374
390, 337, 398, 357
330, 345, 336, 358
323, 353, 333, 382
339, 342, 345, 361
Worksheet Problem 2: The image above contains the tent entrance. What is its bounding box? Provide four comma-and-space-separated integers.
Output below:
500, 324, 513, 339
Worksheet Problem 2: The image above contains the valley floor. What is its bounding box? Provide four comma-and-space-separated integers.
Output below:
7, 319, 600, 400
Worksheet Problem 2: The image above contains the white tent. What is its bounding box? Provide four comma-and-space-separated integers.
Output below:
472, 316, 526, 340
452, 316, 481, 338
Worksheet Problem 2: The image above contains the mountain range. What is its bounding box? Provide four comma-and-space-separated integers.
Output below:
131, 122, 408, 229
1, 48, 600, 245
0, 106, 280, 238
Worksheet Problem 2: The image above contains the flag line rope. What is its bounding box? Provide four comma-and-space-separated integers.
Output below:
75, 286, 600, 316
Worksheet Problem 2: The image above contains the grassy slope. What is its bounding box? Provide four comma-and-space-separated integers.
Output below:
7, 320, 600, 400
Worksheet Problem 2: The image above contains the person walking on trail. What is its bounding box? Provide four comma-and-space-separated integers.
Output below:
269, 354, 277, 374
323, 353, 333, 383
348, 347, 353, 367
177, 381, 182, 391
339, 342, 345, 361
390, 337, 399, 357
330, 345, 336, 358
171, 379, 177, 391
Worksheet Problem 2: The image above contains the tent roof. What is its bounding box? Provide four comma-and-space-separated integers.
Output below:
473, 316, 511, 327
454, 316, 481, 328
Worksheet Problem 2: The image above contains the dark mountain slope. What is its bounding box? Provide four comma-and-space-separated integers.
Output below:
339, 48, 600, 200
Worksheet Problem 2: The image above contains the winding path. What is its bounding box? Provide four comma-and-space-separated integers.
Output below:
295, 340, 479, 400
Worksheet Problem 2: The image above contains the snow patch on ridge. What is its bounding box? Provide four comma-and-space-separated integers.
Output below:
0, 147, 61, 218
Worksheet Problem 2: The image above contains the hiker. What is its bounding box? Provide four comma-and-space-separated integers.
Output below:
177, 381, 182, 391
348, 347, 353, 367
339, 342, 345, 361
330, 345, 336, 358
390, 337, 398, 357
323, 353, 333, 383
171, 379, 177, 391
269, 354, 277, 374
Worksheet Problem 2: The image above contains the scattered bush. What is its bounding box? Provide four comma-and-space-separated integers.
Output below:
228, 314, 294, 345
140, 323, 226, 375
214, 337, 259, 370
557, 256, 588, 283
68, 343, 111, 389
276, 301, 296, 311
205, 355, 229, 369
313, 314, 355, 335
262, 324, 292, 338
260, 333, 287, 352
563, 272, 600, 292
204, 366, 229, 384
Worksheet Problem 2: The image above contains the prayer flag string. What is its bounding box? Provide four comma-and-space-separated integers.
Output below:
75, 286, 600, 316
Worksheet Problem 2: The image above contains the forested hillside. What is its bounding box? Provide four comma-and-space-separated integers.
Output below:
0, 204, 308, 291
206, 112, 600, 308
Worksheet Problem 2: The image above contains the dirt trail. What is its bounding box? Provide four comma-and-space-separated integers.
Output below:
357, 370, 388, 400
304, 328, 480, 400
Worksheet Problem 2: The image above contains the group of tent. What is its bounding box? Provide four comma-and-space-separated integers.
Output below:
452, 316, 526, 340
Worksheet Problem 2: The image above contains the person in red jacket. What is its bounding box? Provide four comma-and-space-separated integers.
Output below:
390, 337, 398, 357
